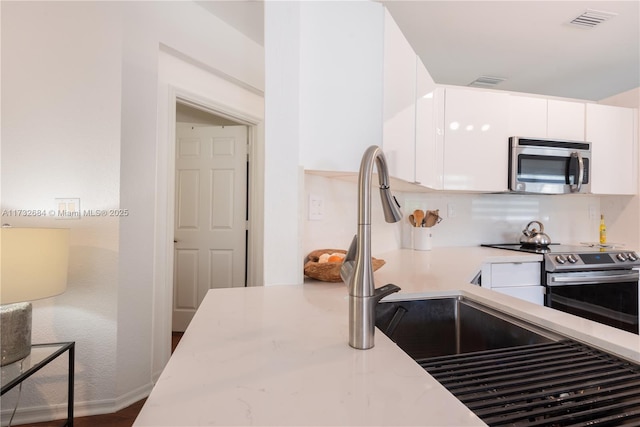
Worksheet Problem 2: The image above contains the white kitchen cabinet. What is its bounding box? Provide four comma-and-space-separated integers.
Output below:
587, 103, 637, 195
492, 286, 545, 305
548, 100, 585, 141
508, 96, 547, 138
414, 66, 443, 190
481, 261, 544, 305
508, 96, 585, 141
443, 88, 510, 192
382, 9, 417, 183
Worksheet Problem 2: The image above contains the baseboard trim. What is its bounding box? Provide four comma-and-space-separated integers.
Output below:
114, 382, 154, 412
0, 382, 154, 425
152, 367, 164, 384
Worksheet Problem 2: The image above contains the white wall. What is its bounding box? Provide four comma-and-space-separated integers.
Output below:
1, 1, 263, 423
298, 1, 385, 172
263, 1, 303, 286
303, 174, 402, 257
1, 2, 122, 420
304, 174, 608, 259
263, 1, 386, 285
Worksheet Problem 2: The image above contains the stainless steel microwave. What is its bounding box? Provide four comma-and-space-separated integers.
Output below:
509, 137, 591, 194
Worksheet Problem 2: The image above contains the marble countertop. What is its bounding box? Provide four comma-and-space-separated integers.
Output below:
134, 247, 640, 426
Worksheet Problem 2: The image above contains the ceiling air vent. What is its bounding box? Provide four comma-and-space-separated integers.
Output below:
569, 9, 618, 28
468, 76, 506, 88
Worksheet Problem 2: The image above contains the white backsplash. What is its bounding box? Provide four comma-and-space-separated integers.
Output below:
303, 173, 610, 257
400, 192, 601, 248
303, 174, 402, 257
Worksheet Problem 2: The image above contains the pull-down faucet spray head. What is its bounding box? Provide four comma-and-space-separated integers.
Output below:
380, 185, 403, 223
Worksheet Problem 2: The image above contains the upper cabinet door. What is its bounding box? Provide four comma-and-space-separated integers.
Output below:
508, 96, 585, 141
587, 104, 637, 195
382, 9, 417, 183
415, 66, 443, 190
508, 96, 547, 138
547, 100, 585, 141
443, 88, 510, 192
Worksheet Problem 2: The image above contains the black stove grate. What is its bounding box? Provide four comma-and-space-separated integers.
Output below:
418, 340, 640, 426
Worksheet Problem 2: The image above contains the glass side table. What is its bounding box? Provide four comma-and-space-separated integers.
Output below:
1, 342, 75, 427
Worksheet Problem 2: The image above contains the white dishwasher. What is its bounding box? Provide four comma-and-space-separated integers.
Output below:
480, 261, 545, 305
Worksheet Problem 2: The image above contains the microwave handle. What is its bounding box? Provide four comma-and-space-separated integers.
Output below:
569, 152, 584, 192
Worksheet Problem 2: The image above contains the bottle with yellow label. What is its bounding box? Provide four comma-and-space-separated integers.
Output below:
599, 214, 607, 245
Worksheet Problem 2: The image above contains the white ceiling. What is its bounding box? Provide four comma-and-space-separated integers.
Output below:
198, 0, 639, 101
196, 0, 264, 45
382, 1, 639, 101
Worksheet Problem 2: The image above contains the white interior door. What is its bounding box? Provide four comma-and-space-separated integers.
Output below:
173, 123, 248, 331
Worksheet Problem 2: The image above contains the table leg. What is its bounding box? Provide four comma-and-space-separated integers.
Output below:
67, 343, 74, 427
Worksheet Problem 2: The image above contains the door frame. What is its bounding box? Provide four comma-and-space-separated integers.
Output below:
153, 85, 264, 377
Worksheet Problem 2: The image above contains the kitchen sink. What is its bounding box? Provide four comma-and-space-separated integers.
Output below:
376, 296, 640, 426
375, 295, 560, 359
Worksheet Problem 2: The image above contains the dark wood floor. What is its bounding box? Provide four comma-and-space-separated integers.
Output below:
14, 399, 147, 427
15, 332, 183, 427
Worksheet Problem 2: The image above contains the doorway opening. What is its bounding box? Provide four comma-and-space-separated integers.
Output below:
172, 101, 250, 333
153, 51, 265, 379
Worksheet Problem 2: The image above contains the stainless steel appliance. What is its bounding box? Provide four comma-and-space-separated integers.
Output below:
509, 136, 591, 194
483, 243, 640, 334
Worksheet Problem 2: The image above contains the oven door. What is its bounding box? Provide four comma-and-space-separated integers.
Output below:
546, 270, 639, 334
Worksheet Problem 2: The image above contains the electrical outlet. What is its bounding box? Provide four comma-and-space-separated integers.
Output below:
308, 194, 324, 221
447, 203, 456, 218
588, 205, 597, 220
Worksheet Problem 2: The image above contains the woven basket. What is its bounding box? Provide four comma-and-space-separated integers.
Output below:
303, 249, 385, 282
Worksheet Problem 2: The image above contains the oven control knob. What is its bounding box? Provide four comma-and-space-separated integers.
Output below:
555, 255, 567, 264
616, 253, 628, 262
627, 252, 638, 261
567, 254, 578, 263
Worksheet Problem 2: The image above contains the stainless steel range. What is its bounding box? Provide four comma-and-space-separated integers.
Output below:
484, 243, 640, 334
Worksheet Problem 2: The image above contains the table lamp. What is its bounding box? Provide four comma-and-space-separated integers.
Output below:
0, 227, 69, 366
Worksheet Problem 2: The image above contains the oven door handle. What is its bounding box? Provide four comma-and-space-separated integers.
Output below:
548, 271, 639, 286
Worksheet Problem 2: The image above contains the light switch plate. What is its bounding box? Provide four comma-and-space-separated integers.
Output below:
55, 198, 81, 219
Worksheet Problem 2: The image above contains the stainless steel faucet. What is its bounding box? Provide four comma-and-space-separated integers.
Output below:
340, 145, 402, 350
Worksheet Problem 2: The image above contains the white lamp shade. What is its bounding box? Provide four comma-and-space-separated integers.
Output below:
1, 228, 69, 304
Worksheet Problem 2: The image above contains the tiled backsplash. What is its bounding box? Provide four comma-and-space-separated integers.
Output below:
303, 173, 611, 257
